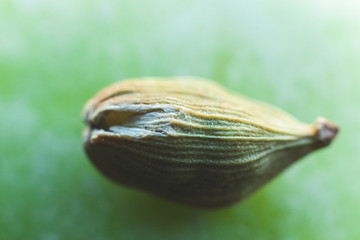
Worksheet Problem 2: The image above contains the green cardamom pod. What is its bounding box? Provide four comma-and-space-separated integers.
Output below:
82, 77, 338, 208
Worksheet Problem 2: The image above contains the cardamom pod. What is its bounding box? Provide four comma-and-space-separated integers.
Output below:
82, 77, 338, 208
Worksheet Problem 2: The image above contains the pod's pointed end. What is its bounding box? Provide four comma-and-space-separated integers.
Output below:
315, 117, 339, 146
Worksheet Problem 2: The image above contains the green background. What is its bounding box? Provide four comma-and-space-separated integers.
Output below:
1, 0, 359, 239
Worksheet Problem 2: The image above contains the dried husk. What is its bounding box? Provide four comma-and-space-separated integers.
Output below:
83, 77, 338, 208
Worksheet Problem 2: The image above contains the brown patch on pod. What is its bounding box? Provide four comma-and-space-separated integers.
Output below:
82, 77, 338, 208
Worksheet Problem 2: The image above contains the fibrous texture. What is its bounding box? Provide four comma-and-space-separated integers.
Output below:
83, 77, 338, 208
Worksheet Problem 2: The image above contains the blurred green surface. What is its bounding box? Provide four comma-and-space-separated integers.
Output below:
1, 0, 359, 239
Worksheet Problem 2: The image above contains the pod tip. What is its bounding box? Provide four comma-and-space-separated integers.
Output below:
315, 117, 339, 145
